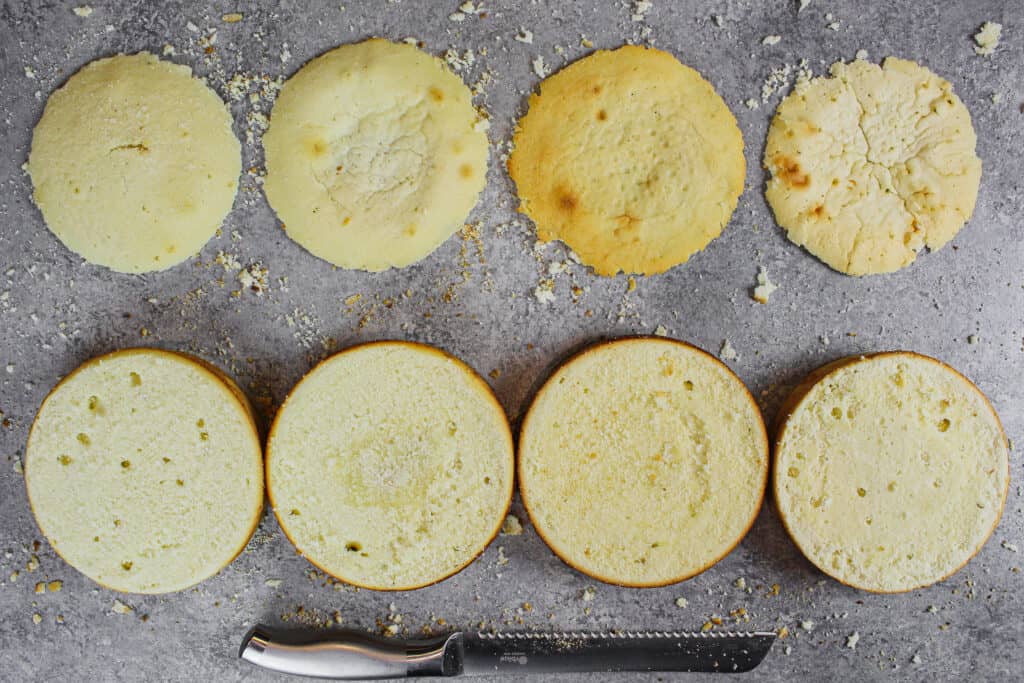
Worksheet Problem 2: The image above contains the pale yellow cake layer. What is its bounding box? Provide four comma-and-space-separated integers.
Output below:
26, 349, 263, 593
508, 46, 745, 276
774, 353, 1008, 592
266, 342, 513, 590
765, 58, 981, 275
519, 338, 769, 586
28, 53, 241, 273
263, 39, 489, 271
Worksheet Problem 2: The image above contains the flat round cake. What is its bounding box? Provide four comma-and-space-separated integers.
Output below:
25, 349, 263, 593
518, 337, 769, 586
508, 46, 745, 276
263, 39, 489, 271
28, 53, 241, 273
266, 342, 513, 590
774, 353, 1009, 592
765, 57, 981, 275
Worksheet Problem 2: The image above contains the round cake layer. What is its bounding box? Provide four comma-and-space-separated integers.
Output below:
28, 52, 241, 273
765, 57, 981, 275
263, 39, 489, 270
518, 337, 769, 586
26, 349, 263, 593
774, 353, 1008, 592
508, 46, 745, 276
266, 342, 513, 590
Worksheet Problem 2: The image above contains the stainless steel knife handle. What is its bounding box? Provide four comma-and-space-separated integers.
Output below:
239, 625, 463, 679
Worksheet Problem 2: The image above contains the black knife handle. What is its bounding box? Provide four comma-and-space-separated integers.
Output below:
239, 625, 464, 679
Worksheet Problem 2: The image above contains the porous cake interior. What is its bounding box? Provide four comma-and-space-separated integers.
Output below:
775, 355, 1008, 592
26, 351, 263, 593
268, 344, 513, 589
520, 339, 768, 585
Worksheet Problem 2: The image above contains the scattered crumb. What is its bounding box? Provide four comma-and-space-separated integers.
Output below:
47, 580, 62, 592
800, 620, 815, 631
582, 587, 596, 602
112, 599, 134, 615
531, 55, 549, 79
798, 0, 811, 11
265, 578, 283, 587
631, 0, 652, 23
967, 334, 979, 345
238, 263, 269, 296
73, 5, 93, 17
912, 654, 922, 665
533, 279, 555, 304
845, 632, 860, 649
719, 339, 739, 362
221, 12, 243, 22
32, 613, 42, 625
784, 645, 792, 656
653, 325, 669, 337
752, 267, 778, 304
762, 35, 782, 46
500, 514, 523, 536
1002, 540, 1019, 553
974, 22, 1002, 56
734, 577, 747, 590
34, 582, 45, 594
675, 597, 688, 608
514, 29, 534, 44
744, 98, 760, 110
855, 49, 869, 60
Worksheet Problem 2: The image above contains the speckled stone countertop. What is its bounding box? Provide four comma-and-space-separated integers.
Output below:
0, 1, 1021, 680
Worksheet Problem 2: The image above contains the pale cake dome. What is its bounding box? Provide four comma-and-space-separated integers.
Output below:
518, 337, 769, 587
27, 53, 241, 273
266, 341, 514, 590
774, 353, 1009, 592
262, 39, 489, 271
25, 349, 263, 594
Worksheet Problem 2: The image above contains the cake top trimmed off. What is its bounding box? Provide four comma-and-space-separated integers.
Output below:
508, 45, 745, 276
518, 337, 769, 587
28, 53, 241, 273
263, 39, 489, 271
774, 353, 1009, 593
266, 342, 514, 590
765, 58, 981, 276
25, 349, 263, 594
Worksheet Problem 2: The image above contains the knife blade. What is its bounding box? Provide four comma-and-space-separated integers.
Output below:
239, 625, 775, 679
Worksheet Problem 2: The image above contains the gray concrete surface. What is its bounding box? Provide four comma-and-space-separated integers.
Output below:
0, 1, 1021, 680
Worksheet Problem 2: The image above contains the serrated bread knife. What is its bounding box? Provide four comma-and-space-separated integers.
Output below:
239, 626, 775, 678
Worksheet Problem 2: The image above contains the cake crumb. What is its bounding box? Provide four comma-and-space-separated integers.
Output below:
734, 577, 747, 590
1002, 540, 1019, 553
967, 334, 979, 345
582, 586, 596, 601
974, 22, 1002, 56
912, 654, 922, 665
798, 0, 811, 11
719, 339, 739, 362
675, 597, 688, 608
653, 325, 669, 337
762, 35, 782, 46
752, 267, 778, 304
514, 29, 534, 44
845, 632, 860, 649
47, 580, 62, 592
32, 613, 42, 625
112, 599, 134, 615
855, 49, 869, 60
533, 279, 555, 304
500, 514, 523, 536
265, 578, 283, 587
221, 12, 243, 22
73, 5, 93, 17
800, 619, 815, 631
532, 55, 549, 78
631, 0, 652, 22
